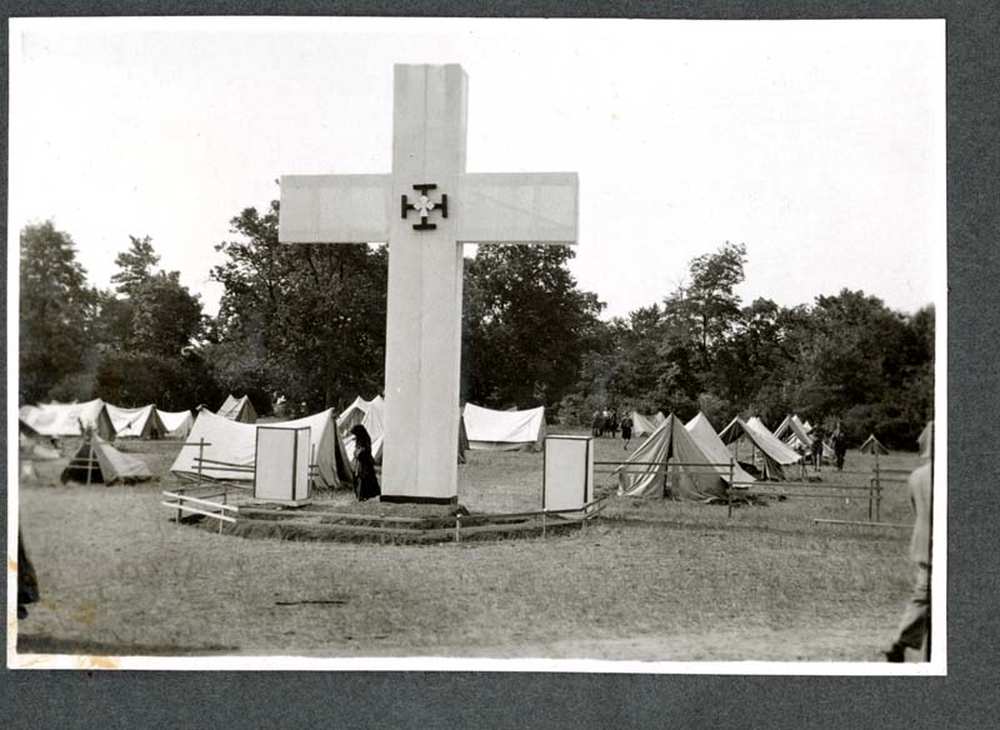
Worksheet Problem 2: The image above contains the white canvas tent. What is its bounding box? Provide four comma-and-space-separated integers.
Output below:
20, 400, 117, 440
158, 409, 194, 439
171, 409, 353, 489
106, 404, 167, 439
684, 412, 756, 487
630, 411, 666, 437
774, 414, 835, 460
859, 433, 889, 456
343, 395, 386, 462
62, 436, 152, 484
217, 395, 257, 423
718, 416, 802, 480
342, 396, 468, 465
337, 395, 383, 435
615, 413, 730, 501
462, 403, 546, 452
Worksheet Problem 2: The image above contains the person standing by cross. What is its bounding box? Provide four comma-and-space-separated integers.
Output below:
279, 64, 578, 503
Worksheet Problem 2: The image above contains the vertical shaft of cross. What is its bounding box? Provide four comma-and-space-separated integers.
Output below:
381, 65, 468, 502
278, 63, 578, 503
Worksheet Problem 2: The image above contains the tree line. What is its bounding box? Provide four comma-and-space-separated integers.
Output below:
19, 206, 933, 449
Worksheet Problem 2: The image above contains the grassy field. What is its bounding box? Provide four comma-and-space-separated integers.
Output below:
15, 430, 923, 661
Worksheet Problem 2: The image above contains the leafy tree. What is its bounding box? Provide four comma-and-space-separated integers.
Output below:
129, 271, 204, 357
560, 242, 934, 448
670, 241, 747, 371
111, 235, 160, 295
95, 351, 223, 411
463, 245, 604, 411
19, 221, 97, 403
210, 201, 388, 413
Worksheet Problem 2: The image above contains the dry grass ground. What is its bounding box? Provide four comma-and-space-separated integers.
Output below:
15, 429, 923, 661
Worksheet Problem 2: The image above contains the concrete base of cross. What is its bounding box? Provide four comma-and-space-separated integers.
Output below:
379, 494, 459, 506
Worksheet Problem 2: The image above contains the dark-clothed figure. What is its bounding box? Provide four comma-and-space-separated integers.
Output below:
18, 531, 39, 620
811, 429, 825, 471
350, 424, 381, 501
620, 415, 633, 450
833, 430, 848, 471
885, 459, 932, 661
591, 411, 602, 438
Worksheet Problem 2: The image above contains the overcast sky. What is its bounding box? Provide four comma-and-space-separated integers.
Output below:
9, 17, 944, 320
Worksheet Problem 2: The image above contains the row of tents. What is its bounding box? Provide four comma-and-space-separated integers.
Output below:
168, 399, 549, 490
616, 410, 893, 501
19, 399, 196, 441
19, 394, 266, 444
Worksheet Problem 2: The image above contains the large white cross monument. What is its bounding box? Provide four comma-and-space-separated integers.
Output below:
279, 64, 578, 503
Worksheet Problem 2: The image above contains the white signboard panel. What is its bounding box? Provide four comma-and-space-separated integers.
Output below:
543, 435, 593, 513
254, 426, 312, 504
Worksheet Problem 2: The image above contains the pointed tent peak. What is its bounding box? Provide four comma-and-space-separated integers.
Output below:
774, 414, 792, 432
158, 409, 194, 439
62, 435, 152, 484
684, 412, 756, 486
716, 414, 801, 478
106, 403, 167, 439
218, 394, 257, 423
630, 410, 664, 436
774, 414, 812, 450
615, 412, 731, 500
717, 414, 745, 443
684, 411, 716, 431
859, 433, 890, 455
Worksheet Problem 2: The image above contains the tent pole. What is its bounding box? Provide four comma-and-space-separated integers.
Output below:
727, 458, 735, 519
85, 439, 94, 487
663, 454, 669, 500
310, 444, 317, 492
196, 438, 205, 488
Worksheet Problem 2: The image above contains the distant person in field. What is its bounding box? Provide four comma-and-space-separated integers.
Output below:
620, 414, 633, 450
591, 410, 602, 437
602, 409, 611, 437
608, 410, 619, 439
811, 428, 825, 471
349, 424, 381, 501
832, 429, 848, 471
18, 531, 39, 620
885, 427, 933, 662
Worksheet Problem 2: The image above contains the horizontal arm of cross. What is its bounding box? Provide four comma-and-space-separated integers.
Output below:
279, 171, 578, 245
455, 172, 578, 244
280, 174, 391, 244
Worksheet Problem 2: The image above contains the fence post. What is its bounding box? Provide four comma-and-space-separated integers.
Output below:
728, 458, 735, 519
454, 513, 461, 544
874, 455, 881, 522
196, 438, 205, 488
875, 472, 882, 522
868, 477, 874, 521
542, 509, 547, 539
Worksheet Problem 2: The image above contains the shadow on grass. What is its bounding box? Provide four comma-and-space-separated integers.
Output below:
17, 634, 238, 656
